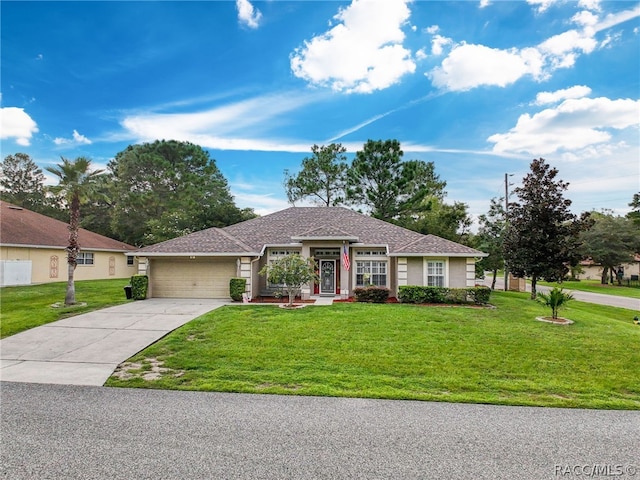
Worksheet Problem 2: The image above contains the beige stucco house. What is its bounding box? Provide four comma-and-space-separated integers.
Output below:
132, 207, 487, 300
1, 201, 137, 286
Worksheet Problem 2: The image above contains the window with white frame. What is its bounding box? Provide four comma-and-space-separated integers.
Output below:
77, 252, 95, 266
426, 260, 445, 287
356, 260, 387, 287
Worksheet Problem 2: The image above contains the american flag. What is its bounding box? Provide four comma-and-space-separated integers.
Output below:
342, 244, 350, 271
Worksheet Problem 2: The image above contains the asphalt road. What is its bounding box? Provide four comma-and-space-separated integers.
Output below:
485, 277, 640, 311
1, 382, 638, 480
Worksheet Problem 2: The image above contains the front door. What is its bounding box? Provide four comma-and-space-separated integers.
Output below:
319, 260, 335, 295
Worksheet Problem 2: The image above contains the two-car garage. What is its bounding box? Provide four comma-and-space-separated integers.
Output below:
149, 257, 237, 299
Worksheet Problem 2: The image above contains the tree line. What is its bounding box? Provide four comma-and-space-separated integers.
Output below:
475, 158, 639, 298
2, 139, 639, 301
1, 141, 256, 247
284, 139, 471, 241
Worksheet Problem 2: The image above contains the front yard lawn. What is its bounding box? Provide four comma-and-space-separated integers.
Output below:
1, 279, 131, 338
106, 292, 640, 410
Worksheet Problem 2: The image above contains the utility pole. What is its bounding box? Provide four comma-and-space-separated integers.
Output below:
504, 173, 512, 292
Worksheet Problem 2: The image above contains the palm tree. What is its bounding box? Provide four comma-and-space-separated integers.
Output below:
536, 287, 574, 320
46, 157, 104, 305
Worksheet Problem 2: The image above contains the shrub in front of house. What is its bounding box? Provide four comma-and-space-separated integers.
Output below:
353, 286, 390, 303
229, 278, 247, 302
467, 286, 491, 305
130, 274, 149, 300
398, 286, 492, 305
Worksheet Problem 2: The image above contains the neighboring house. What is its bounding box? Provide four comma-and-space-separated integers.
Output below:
579, 255, 640, 281
0, 201, 137, 286
132, 207, 487, 300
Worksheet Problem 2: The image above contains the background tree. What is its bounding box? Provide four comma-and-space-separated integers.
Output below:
77, 173, 117, 239
579, 211, 639, 284
1, 153, 48, 212
475, 197, 506, 289
400, 200, 472, 243
46, 157, 104, 305
504, 158, 592, 299
627, 192, 640, 225
109, 140, 254, 246
259, 254, 318, 307
346, 139, 446, 221
284, 143, 348, 206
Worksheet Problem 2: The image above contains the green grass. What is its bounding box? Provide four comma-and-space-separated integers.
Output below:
539, 279, 640, 299
1, 279, 132, 338
106, 292, 640, 410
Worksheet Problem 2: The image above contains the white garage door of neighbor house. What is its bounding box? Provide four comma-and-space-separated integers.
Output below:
151, 258, 236, 298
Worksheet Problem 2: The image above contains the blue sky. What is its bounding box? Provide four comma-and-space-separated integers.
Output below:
1, 0, 638, 224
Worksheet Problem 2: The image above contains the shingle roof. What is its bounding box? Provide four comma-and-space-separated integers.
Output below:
135, 207, 485, 257
0, 201, 135, 252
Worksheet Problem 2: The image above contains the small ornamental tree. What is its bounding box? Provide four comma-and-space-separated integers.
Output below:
537, 287, 573, 320
259, 254, 319, 307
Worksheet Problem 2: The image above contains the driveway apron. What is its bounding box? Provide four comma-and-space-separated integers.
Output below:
0, 299, 226, 386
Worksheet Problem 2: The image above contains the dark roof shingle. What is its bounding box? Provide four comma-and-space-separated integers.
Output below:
135, 207, 485, 257
1, 202, 135, 251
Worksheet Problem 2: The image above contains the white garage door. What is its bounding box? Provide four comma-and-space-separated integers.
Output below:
150, 258, 237, 298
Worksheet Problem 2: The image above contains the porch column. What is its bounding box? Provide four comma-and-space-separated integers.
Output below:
301, 244, 312, 300
240, 257, 252, 299
466, 257, 476, 287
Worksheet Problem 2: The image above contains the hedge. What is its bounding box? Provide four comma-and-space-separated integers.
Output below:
229, 278, 247, 302
353, 286, 390, 303
130, 274, 149, 300
398, 285, 491, 305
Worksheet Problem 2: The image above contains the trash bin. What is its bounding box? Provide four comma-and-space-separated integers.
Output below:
124, 285, 133, 300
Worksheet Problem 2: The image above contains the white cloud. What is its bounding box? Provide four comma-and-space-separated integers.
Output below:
120, 92, 328, 152
578, 0, 601, 12
0, 107, 39, 146
429, 44, 541, 91
290, 0, 415, 94
415, 48, 428, 60
487, 97, 640, 155
533, 85, 592, 105
53, 129, 92, 146
236, 0, 262, 29
479, 0, 491, 9
431, 35, 452, 56
425, 25, 439, 34
527, 0, 557, 14
427, 4, 639, 92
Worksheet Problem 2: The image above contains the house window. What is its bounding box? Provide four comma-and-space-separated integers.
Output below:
355, 250, 386, 256
356, 260, 387, 287
127, 256, 135, 266
426, 261, 445, 287
77, 252, 95, 265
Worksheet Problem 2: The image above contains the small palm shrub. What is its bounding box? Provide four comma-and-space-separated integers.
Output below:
536, 287, 574, 319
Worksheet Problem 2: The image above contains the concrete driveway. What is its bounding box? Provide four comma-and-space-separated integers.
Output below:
0, 299, 227, 386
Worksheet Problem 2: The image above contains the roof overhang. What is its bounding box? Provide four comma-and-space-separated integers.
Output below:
290, 235, 359, 242
127, 252, 261, 257
1, 243, 134, 253
387, 252, 489, 258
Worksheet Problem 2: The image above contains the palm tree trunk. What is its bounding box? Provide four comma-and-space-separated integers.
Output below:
65, 193, 80, 305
